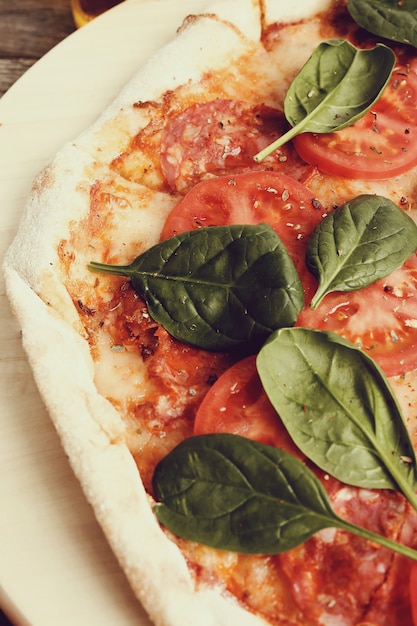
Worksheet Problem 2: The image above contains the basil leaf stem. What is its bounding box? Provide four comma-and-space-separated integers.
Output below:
88, 224, 304, 351
254, 40, 395, 162
153, 433, 417, 559
348, 0, 417, 47
257, 327, 417, 510
307, 194, 417, 309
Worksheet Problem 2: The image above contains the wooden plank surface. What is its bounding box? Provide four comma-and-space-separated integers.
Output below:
0, 0, 76, 97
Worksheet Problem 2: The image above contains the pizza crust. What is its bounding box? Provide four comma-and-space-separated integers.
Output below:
263, 0, 333, 24
2, 1, 341, 625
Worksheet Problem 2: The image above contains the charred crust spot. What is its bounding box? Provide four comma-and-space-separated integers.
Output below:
77, 299, 97, 315
133, 99, 163, 110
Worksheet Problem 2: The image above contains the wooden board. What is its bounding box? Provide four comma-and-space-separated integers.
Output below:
0, 2, 208, 624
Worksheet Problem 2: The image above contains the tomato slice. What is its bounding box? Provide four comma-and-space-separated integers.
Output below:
293, 61, 417, 179
297, 254, 417, 377
193, 354, 304, 458
160, 170, 323, 302
160, 170, 417, 377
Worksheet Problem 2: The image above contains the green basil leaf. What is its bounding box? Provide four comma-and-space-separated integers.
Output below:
307, 194, 417, 309
348, 0, 417, 47
254, 40, 395, 162
153, 433, 417, 559
257, 327, 417, 508
88, 224, 304, 351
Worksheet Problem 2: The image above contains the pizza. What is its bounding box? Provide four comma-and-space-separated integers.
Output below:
4, 0, 417, 624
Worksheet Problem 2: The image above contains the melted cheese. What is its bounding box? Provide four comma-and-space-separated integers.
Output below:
94, 330, 149, 408
59, 5, 417, 624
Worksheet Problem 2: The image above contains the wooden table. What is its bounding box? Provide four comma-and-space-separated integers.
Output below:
0, 0, 76, 98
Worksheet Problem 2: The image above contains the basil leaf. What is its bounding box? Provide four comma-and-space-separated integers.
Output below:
348, 0, 417, 47
307, 194, 417, 308
254, 40, 395, 161
153, 433, 417, 559
88, 224, 304, 351
257, 327, 417, 509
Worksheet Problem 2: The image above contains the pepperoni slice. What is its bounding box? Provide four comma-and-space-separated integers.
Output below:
280, 484, 417, 625
160, 99, 307, 193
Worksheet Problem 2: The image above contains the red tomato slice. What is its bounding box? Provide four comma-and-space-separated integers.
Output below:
293, 61, 417, 179
297, 254, 417, 377
160, 100, 307, 193
410, 562, 417, 626
160, 170, 417, 377
193, 354, 304, 458
160, 170, 324, 302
